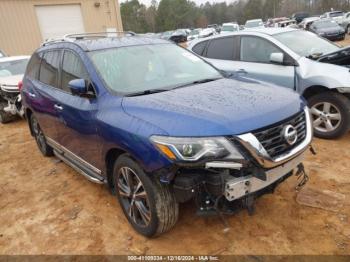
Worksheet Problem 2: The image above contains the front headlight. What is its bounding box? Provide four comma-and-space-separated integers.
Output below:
150, 136, 244, 162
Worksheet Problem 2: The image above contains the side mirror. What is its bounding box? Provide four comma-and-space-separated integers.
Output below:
68, 79, 87, 96
270, 52, 284, 65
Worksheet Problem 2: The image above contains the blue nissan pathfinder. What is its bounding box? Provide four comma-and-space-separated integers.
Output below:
21, 33, 313, 237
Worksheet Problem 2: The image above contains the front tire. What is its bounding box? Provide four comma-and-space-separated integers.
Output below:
113, 155, 179, 237
308, 92, 350, 139
30, 114, 54, 156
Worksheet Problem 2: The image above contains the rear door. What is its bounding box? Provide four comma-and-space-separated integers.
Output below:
53, 49, 102, 171
235, 36, 296, 89
203, 36, 241, 76
24, 50, 62, 142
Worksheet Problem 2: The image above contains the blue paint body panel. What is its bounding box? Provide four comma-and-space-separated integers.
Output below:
21, 37, 306, 181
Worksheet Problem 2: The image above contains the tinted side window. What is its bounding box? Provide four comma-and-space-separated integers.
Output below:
39, 51, 61, 88
61, 51, 89, 92
240, 36, 280, 63
192, 41, 207, 56
26, 53, 41, 79
206, 37, 234, 60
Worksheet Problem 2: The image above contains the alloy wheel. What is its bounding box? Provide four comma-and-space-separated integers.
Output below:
311, 102, 342, 133
117, 167, 151, 227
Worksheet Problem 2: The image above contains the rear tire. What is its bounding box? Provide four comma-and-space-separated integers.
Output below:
308, 92, 350, 139
0, 109, 15, 124
30, 114, 54, 156
113, 154, 179, 237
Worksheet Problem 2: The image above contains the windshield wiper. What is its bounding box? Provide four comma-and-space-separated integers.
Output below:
172, 77, 221, 90
125, 89, 169, 97
192, 78, 221, 84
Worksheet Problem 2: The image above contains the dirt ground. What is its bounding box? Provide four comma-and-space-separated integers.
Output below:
0, 37, 350, 256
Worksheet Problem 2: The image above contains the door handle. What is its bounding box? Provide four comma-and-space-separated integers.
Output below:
236, 69, 248, 75
28, 92, 36, 98
54, 104, 63, 111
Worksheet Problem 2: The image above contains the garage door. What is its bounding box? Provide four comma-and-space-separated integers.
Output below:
35, 5, 85, 41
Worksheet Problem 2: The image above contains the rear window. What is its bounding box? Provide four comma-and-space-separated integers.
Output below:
192, 41, 207, 56
39, 50, 61, 88
330, 12, 343, 17
26, 53, 41, 79
206, 37, 235, 60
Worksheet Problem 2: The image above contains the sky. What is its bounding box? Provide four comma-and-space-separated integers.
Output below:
119, 0, 237, 6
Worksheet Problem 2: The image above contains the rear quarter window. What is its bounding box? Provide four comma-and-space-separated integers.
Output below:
192, 41, 208, 56
26, 53, 41, 80
39, 50, 61, 88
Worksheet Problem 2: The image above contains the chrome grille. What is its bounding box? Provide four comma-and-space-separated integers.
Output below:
252, 111, 306, 158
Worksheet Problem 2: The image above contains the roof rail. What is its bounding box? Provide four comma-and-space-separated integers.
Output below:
64, 31, 136, 40
40, 31, 136, 47
41, 37, 74, 47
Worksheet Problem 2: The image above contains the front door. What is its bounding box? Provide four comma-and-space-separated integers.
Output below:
235, 36, 296, 89
54, 49, 102, 172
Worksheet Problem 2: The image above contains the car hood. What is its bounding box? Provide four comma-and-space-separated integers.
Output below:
317, 46, 350, 66
0, 74, 22, 91
316, 27, 343, 34
122, 78, 304, 137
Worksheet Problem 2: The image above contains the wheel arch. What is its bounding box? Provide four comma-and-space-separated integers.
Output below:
302, 85, 333, 100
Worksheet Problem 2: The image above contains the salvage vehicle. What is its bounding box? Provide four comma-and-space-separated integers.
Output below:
244, 19, 264, 29
0, 56, 29, 123
199, 28, 217, 38
309, 19, 345, 41
339, 12, 350, 34
187, 28, 202, 41
22, 32, 312, 237
221, 23, 240, 34
320, 11, 344, 24
188, 28, 350, 139
299, 16, 320, 30
169, 29, 188, 43
292, 12, 310, 24
208, 24, 221, 33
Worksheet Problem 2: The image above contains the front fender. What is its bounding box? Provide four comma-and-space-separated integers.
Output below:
297, 57, 350, 93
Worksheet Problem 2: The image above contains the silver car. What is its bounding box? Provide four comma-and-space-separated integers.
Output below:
188, 28, 350, 139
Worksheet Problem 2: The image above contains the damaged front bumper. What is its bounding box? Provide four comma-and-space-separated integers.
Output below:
169, 108, 313, 213
224, 152, 305, 201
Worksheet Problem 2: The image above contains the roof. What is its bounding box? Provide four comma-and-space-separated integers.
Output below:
246, 19, 263, 23
41, 34, 171, 52
75, 36, 170, 51
243, 27, 297, 35
187, 28, 299, 48
0, 56, 30, 62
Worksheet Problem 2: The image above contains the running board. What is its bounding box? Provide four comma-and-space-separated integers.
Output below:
54, 150, 105, 184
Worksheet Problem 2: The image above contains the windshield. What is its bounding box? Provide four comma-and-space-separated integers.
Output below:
88, 44, 221, 95
330, 12, 343, 17
222, 25, 238, 32
245, 21, 263, 28
0, 59, 29, 77
274, 30, 339, 57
